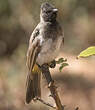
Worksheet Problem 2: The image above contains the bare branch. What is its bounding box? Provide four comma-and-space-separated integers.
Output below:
39, 63, 79, 110
41, 64, 64, 110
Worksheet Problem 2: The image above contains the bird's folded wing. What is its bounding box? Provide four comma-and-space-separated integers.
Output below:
26, 39, 41, 80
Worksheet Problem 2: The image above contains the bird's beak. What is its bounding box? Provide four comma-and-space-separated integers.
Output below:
53, 8, 58, 12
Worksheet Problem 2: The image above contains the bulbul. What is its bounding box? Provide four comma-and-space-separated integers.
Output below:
26, 2, 64, 104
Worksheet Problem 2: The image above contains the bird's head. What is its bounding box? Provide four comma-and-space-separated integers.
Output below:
40, 2, 58, 22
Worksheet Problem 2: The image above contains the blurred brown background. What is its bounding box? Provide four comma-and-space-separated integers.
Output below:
0, 0, 95, 110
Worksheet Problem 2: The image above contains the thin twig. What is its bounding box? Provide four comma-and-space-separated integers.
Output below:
37, 98, 56, 109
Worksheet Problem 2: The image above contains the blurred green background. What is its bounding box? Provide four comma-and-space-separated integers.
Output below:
0, 0, 95, 110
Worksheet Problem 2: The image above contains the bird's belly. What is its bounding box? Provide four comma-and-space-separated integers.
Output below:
36, 37, 62, 65
37, 49, 59, 65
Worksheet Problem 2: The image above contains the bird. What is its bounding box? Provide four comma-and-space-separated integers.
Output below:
26, 2, 64, 104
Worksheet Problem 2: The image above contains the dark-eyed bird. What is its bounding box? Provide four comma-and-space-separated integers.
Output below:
26, 2, 64, 104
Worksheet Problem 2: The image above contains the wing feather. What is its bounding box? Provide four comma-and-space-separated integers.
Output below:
26, 39, 41, 103
26, 39, 40, 79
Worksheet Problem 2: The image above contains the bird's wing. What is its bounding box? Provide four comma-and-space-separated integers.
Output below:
26, 27, 41, 103
26, 27, 41, 80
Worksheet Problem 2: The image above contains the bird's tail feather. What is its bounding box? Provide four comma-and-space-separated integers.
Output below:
26, 64, 41, 104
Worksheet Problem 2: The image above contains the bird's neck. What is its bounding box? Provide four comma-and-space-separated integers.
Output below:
40, 16, 56, 24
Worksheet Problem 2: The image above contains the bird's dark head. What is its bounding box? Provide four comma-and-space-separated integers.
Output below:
40, 2, 58, 22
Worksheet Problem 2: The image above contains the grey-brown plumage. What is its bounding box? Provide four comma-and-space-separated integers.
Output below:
26, 2, 64, 104
26, 40, 41, 103
26, 71, 41, 103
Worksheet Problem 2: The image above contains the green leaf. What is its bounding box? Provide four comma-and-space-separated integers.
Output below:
56, 58, 67, 64
77, 46, 95, 59
59, 63, 69, 72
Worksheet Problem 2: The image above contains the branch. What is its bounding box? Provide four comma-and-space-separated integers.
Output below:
41, 64, 64, 110
39, 62, 79, 110
37, 98, 56, 109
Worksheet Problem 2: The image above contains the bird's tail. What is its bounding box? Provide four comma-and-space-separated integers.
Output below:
26, 64, 41, 104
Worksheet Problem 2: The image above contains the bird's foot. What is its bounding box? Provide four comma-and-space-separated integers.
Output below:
48, 60, 56, 68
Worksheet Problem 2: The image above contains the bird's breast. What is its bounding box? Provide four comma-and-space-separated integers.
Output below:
36, 36, 62, 66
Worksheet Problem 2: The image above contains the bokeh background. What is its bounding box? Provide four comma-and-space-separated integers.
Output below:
0, 0, 95, 110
